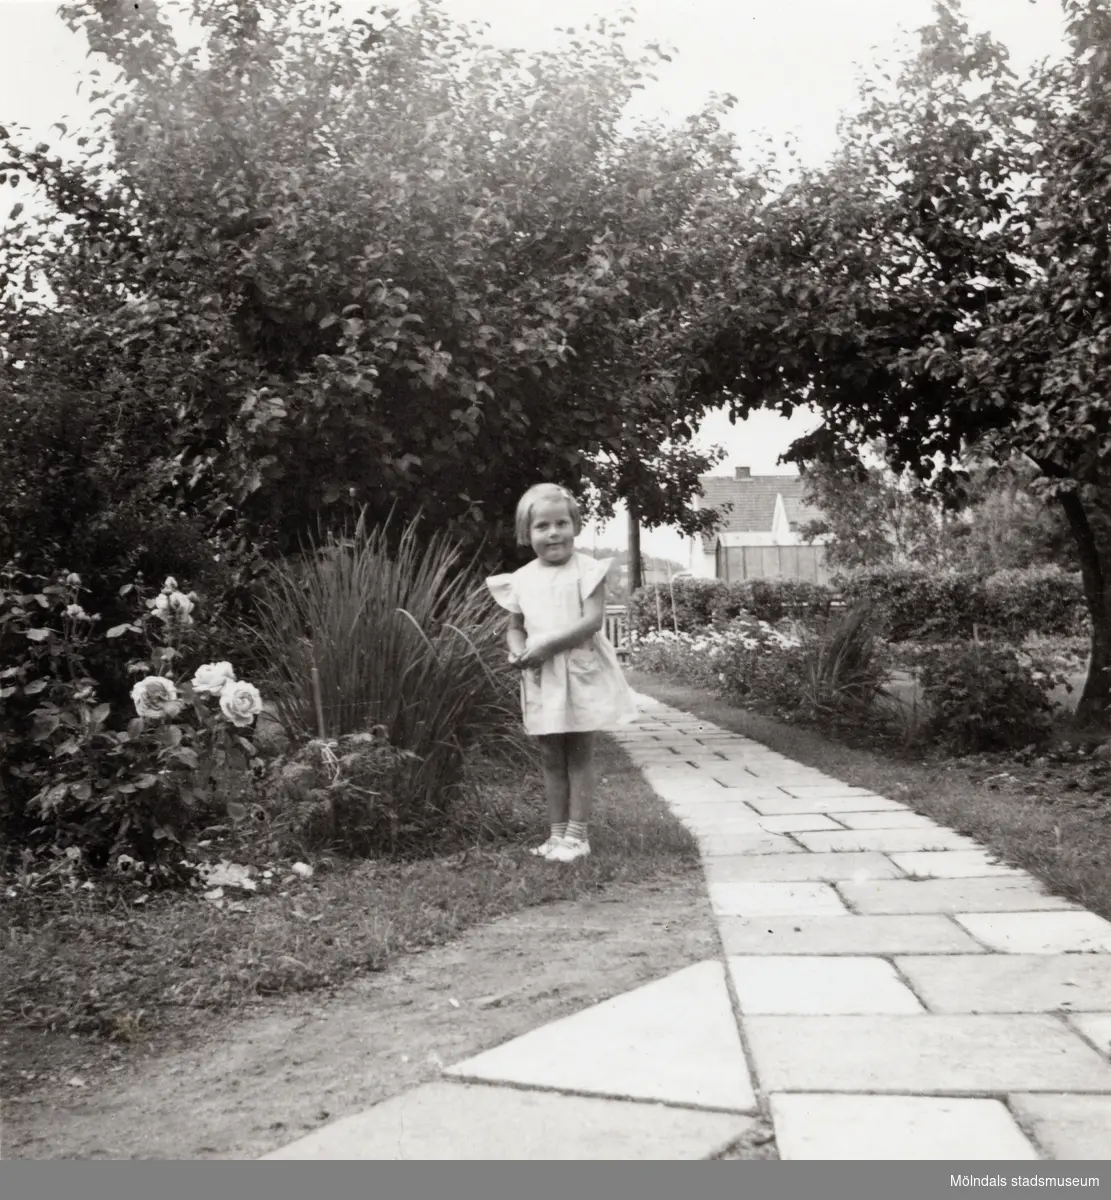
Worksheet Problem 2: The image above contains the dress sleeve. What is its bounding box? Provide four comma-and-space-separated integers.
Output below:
578, 556, 613, 605
485, 573, 522, 614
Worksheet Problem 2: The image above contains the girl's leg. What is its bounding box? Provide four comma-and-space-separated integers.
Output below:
550, 732, 594, 861
533, 734, 570, 853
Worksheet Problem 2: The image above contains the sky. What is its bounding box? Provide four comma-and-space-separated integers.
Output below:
0, 0, 1070, 562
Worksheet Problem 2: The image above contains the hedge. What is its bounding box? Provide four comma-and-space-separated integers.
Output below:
832, 563, 1088, 642
628, 577, 833, 636
628, 565, 1088, 642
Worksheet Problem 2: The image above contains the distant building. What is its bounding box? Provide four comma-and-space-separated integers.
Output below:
687, 467, 833, 584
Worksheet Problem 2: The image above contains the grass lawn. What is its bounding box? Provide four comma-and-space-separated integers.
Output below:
626, 668, 1111, 922
1, 736, 700, 1043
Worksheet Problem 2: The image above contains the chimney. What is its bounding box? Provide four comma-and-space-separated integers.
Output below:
734, 466, 751, 480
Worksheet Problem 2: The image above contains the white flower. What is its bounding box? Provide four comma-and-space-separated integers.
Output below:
162, 576, 178, 594
65, 604, 90, 621
219, 679, 263, 727
192, 661, 236, 695
131, 676, 181, 720
153, 590, 195, 625
65, 573, 82, 587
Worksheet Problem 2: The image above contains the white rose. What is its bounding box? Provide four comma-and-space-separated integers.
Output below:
219, 679, 263, 727
192, 661, 236, 695
153, 591, 195, 624
131, 676, 181, 720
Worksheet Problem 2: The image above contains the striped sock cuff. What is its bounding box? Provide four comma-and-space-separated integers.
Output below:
551, 822, 568, 841
565, 821, 588, 843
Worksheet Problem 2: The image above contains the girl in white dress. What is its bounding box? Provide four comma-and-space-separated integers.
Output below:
486, 484, 638, 862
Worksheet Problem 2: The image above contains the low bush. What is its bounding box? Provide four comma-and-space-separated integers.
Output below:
914, 640, 1066, 753
0, 566, 267, 871
249, 513, 525, 857
796, 603, 892, 725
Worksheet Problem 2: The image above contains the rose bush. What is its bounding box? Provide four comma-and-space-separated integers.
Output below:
1, 567, 266, 871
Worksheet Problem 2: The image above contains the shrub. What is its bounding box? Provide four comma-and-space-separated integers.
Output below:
980, 566, 1088, 639
0, 566, 266, 870
833, 564, 980, 641
797, 603, 891, 723
833, 562, 1089, 642
915, 640, 1063, 753
249, 513, 522, 857
628, 578, 724, 636
709, 578, 834, 627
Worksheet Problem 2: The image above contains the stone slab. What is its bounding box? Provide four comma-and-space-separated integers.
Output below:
681, 816, 767, 836
443, 961, 756, 1112
776, 785, 884, 798
954, 911, 1111, 954
838, 877, 1077, 915
757, 814, 844, 833
728, 956, 923, 1014
1071, 1014, 1111, 1058
703, 852, 905, 885
262, 1082, 753, 1159
896, 954, 1111, 1014
890, 850, 1026, 879
699, 832, 804, 857
718, 914, 986, 956
709, 881, 849, 918
770, 1094, 1039, 1160
1008, 1094, 1111, 1160
833, 811, 945, 831
746, 1014, 1111, 1094
740, 794, 908, 816
794, 828, 977, 854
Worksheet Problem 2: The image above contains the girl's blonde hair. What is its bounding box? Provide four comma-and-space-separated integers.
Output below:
515, 483, 583, 546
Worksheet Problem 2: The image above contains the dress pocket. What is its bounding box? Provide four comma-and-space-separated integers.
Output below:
568, 644, 599, 675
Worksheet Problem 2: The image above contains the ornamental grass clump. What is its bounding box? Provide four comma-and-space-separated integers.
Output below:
251, 513, 521, 858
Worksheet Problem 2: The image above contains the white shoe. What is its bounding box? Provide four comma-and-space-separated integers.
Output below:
528, 837, 561, 858
546, 837, 591, 863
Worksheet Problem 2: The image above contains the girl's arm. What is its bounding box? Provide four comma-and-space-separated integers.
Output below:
518, 585, 605, 664
507, 610, 527, 658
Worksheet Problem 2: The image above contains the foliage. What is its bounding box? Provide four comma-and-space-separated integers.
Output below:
795, 441, 955, 569
0, 0, 752, 588
708, 577, 833, 627
796, 603, 892, 724
628, 576, 834, 636
834, 562, 1088, 642
249, 512, 523, 855
628, 577, 724, 635
630, 617, 810, 721
1, 566, 264, 870
681, 0, 1111, 722
980, 566, 1089, 640
914, 640, 1063, 754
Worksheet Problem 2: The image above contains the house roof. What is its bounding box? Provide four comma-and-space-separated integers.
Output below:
696, 470, 826, 549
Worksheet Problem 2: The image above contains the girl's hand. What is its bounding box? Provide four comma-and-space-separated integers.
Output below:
513, 641, 548, 669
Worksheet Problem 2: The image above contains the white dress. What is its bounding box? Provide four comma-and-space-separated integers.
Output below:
486, 552, 639, 736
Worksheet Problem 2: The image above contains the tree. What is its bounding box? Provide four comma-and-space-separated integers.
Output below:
797, 443, 1078, 572
1, 0, 740, 589
681, 0, 1111, 722
795, 441, 953, 569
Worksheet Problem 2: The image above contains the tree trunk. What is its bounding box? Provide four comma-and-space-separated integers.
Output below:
1058, 489, 1111, 728
628, 502, 643, 594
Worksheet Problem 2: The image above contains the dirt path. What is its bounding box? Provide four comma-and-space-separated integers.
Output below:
3, 873, 747, 1160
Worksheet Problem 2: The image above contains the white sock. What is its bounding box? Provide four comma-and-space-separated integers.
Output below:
550, 822, 568, 842
565, 820, 588, 844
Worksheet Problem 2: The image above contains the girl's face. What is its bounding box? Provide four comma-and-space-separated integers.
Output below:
529, 498, 576, 565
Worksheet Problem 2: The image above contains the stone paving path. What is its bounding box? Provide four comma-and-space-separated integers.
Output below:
263, 694, 1111, 1160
